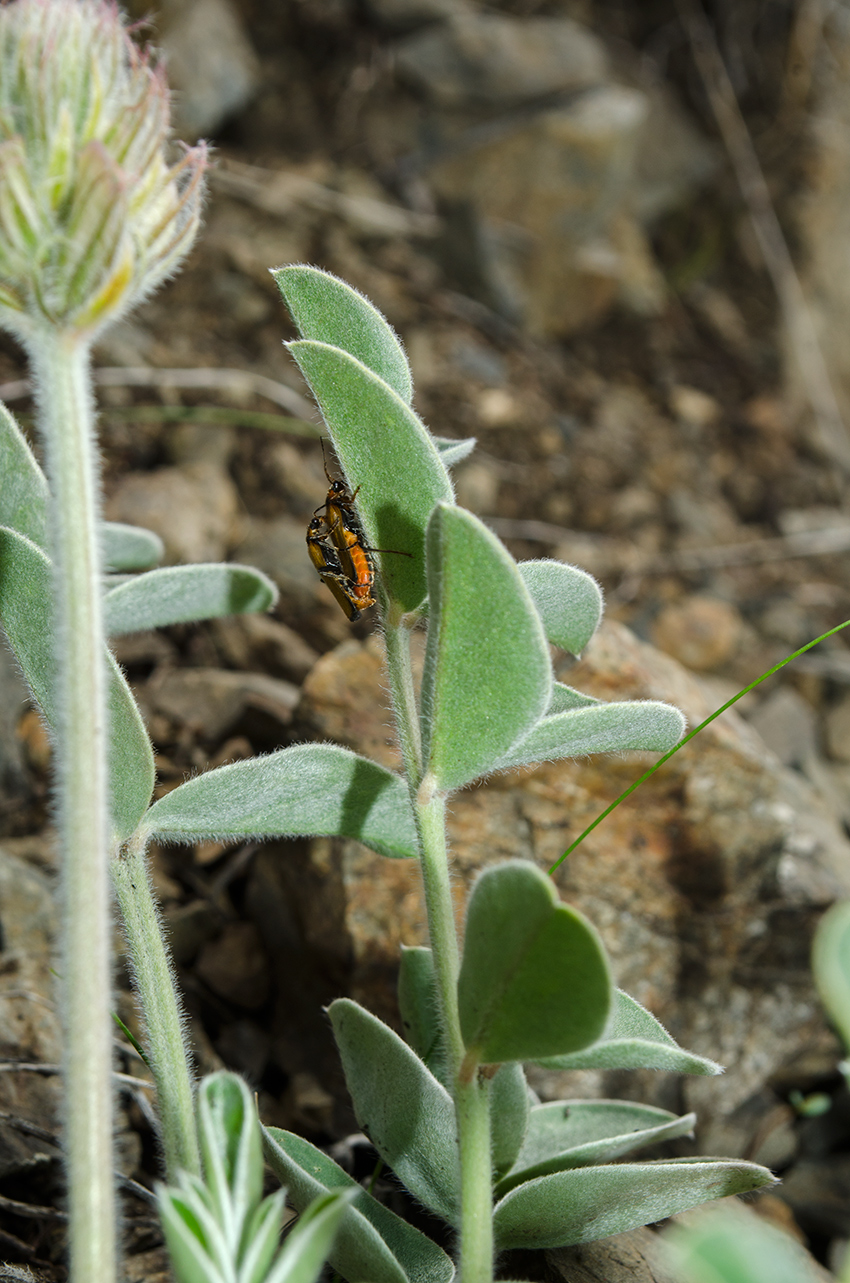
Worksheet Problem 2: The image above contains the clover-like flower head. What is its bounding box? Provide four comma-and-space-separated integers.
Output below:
0, 0, 207, 341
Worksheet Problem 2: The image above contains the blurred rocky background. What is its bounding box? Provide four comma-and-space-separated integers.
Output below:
3, 0, 850, 1278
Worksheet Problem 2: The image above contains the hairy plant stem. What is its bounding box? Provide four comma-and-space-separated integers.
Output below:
29, 329, 115, 1283
384, 619, 494, 1283
112, 836, 200, 1178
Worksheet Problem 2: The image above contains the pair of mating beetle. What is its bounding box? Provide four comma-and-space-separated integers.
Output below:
306, 445, 409, 621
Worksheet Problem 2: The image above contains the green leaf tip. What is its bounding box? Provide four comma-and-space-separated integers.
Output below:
458, 860, 611, 1064
519, 559, 603, 657
272, 264, 413, 405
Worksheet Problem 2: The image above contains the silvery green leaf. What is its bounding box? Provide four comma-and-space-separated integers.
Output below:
273, 264, 413, 405
490, 1063, 530, 1181
101, 520, 164, 571
495, 1100, 696, 1195
0, 400, 47, 548
457, 861, 611, 1064
140, 744, 418, 860
0, 525, 155, 840
263, 1128, 455, 1283
812, 899, 850, 1057
536, 988, 723, 1075
398, 946, 447, 1082
666, 1203, 825, 1283
197, 1073, 262, 1257
288, 340, 453, 615
157, 1173, 230, 1283
104, 563, 278, 635
519, 560, 602, 656
264, 1189, 353, 1283
421, 506, 551, 793
491, 700, 686, 772
434, 436, 477, 467
492, 1157, 777, 1251
329, 998, 460, 1226
545, 683, 603, 715
239, 1189, 287, 1283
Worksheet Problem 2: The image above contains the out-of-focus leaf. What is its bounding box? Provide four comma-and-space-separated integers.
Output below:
0, 525, 154, 840
0, 400, 48, 548
101, 521, 164, 571
813, 899, 850, 1057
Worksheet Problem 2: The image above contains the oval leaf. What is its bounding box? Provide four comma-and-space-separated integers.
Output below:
536, 988, 723, 1075
492, 701, 686, 772
492, 1157, 777, 1251
289, 340, 453, 614
495, 1100, 696, 1195
398, 946, 446, 1081
329, 998, 460, 1226
812, 898, 850, 1055
263, 1128, 454, 1283
0, 526, 154, 840
0, 401, 48, 548
141, 744, 419, 860
490, 1063, 530, 1181
274, 265, 413, 405
519, 560, 602, 657
104, 563, 278, 635
458, 860, 611, 1064
421, 507, 552, 793
101, 521, 164, 572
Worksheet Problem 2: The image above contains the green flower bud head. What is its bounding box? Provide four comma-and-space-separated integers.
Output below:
0, 0, 207, 341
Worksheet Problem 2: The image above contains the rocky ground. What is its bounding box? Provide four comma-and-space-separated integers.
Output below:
3, 1, 850, 1279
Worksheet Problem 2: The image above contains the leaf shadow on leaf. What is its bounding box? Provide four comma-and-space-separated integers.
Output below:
370, 500, 425, 606
341, 755, 408, 850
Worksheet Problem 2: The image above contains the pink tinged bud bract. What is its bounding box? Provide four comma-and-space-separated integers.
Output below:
0, 0, 207, 340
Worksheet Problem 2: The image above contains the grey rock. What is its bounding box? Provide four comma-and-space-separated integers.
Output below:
395, 13, 608, 106
105, 462, 241, 565
146, 667, 299, 742
365, 0, 472, 31
826, 692, 850, 762
158, 0, 261, 138
547, 1226, 678, 1283
747, 686, 819, 769
429, 85, 662, 336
